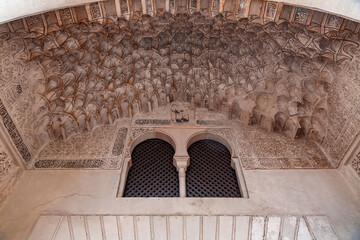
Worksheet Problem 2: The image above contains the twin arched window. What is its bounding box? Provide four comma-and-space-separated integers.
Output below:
124, 138, 241, 198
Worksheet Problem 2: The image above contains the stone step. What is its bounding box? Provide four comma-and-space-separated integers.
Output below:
28, 215, 339, 240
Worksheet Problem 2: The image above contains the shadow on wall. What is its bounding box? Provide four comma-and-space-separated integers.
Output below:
351, 225, 360, 240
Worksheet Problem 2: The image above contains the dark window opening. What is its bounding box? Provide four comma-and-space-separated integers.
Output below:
124, 138, 179, 197
186, 140, 241, 198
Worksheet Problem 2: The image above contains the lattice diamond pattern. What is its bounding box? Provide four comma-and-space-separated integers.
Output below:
124, 139, 179, 197
186, 140, 241, 198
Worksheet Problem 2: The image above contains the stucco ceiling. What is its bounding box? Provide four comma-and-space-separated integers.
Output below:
0, 0, 359, 169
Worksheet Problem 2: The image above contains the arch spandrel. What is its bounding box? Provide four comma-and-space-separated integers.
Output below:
129, 130, 177, 156
187, 131, 235, 158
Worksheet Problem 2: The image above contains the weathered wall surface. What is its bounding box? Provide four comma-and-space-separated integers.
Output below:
0, 143, 21, 208
322, 54, 360, 166
0, 169, 359, 240
0, 35, 44, 165
340, 143, 360, 194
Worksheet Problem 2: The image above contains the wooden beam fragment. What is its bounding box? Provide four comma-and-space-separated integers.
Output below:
71, 7, 78, 23
340, 19, 347, 31
305, 10, 314, 25
21, 19, 30, 32
85, 4, 94, 21
100, 2, 106, 19
41, 14, 48, 35
260, 1, 266, 24
114, 0, 122, 17
274, 2, 283, 22
54, 10, 63, 26
219, 0, 226, 13
243, 0, 251, 18
141, 0, 147, 14
166, 0, 170, 12
321, 13, 328, 34
289, 6, 295, 23
355, 23, 360, 33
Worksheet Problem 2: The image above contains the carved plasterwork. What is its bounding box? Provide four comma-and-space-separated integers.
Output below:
112, 127, 128, 156
26, 15, 42, 26
169, 0, 175, 14
135, 119, 171, 125
351, 151, 360, 177
59, 8, 75, 25
120, 0, 131, 19
90, 3, 103, 20
189, 0, 197, 14
0, 34, 44, 162
0, 144, 19, 208
322, 51, 360, 166
240, 125, 330, 169
171, 102, 195, 124
236, 0, 247, 16
16, 14, 350, 147
0, 12, 359, 167
207, 127, 237, 153
37, 124, 118, 160
34, 159, 105, 169
134, 106, 171, 120
0, 100, 31, 162
28, 104, 334, 169
24, 15, 44, 35
125, 127, 154, 158
294, 8, 309, 24
326, 15, 343, 29
34, 122, 128, 169
264, 2, 278, 20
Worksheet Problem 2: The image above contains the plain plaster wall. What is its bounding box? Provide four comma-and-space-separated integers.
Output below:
277, 0, 360, 22
0, 0, 104, 24
0, 169, 359, 240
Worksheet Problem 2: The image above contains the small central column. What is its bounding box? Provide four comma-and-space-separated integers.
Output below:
173, 155, 190, 197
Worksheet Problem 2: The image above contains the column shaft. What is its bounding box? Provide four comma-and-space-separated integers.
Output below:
179, 168, 186, 197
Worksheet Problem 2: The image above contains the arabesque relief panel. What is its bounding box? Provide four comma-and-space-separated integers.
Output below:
32, 106, 331, 169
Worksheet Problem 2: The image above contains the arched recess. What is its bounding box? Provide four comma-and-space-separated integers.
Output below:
123, 138, 179, 197
187, 132, 234, 157
186, 139, 241, 197
186, 132, 249, 198
118, 131, 178, 197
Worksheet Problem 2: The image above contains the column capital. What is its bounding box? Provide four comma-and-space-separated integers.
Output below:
173, 155, 189, 197
125, 157, 132, 168
173, 155, 190, 171
231, 157, 238, 169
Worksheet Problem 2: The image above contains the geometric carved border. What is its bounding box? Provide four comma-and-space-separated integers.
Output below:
112, 127, 128, 156
0, 99, 31, 162
241, 157, 332, 169
351, 151, 360, 177
135, 119, 170, 126
34, 159, 105, 169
